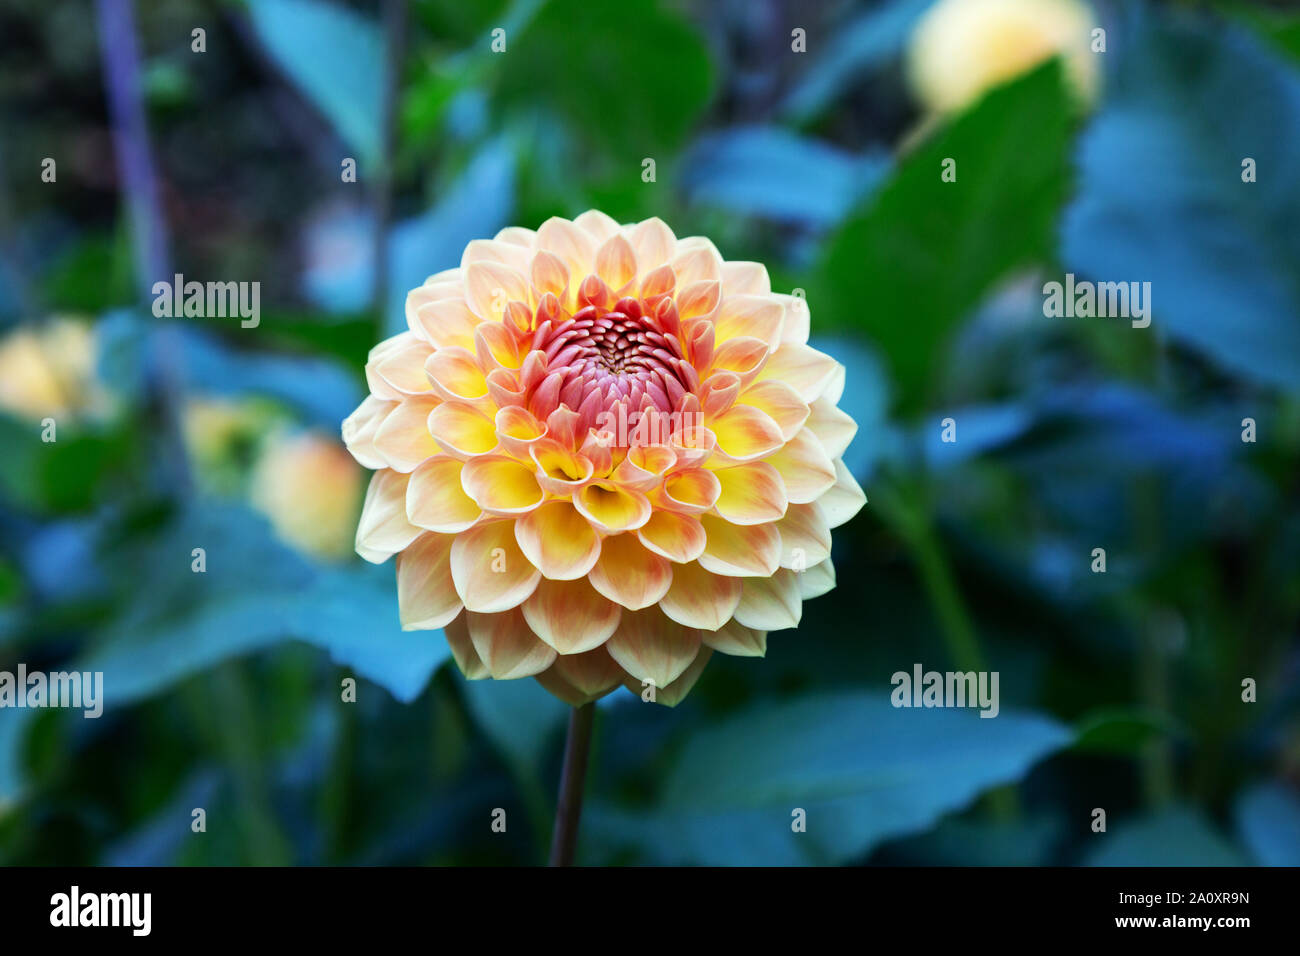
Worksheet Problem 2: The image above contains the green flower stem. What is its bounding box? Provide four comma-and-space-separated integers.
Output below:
548, 703, 595, 867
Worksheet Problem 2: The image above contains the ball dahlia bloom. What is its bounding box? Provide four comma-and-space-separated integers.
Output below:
907, 0, 1098, 115
343, 211, 865, 706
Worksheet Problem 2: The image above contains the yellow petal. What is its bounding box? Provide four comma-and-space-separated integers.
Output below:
661, 468, 722, 514
514, 501, 602, 579
356, 469, 422, 563
459, 456, 544, 516
574, 481, 651, 533
711, 460, 787, 525
466, 607, 556, 679
776, 502, 832, 569
766, 428, 837, 503
396, 532, 462, 629
702, 619, 767, 657
677, 279, 721, 320
637, 510, 707, 563
606, 607, 702, 688
522, 577, 621, 654
427, 402, 498, 459
450, 519, 540, 612
588, 533, 672, 610
372, 394, 441, 473
698, 514, 781, 577
709, 403, 785, 462
734, 569, 802, 631
407, 456, 481, 533
425, 346, 489, 404
658, 560, 742, 630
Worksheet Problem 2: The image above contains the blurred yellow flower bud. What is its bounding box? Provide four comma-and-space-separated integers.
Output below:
908, 0, 1099, 114
251, 430, 362, 561
0, 318, 101, 422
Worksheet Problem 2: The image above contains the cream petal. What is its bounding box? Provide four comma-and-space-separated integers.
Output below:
714, 294, 784, 346
806, 396, 858, 458
342, 395, 396, 469
464, 260, 529, 322
798, 558, 836, 599
767, 428, 837, 503
372, 394, 440, 473
702, 619, 767, 657
594, 233, 638, 292
588, 533, 673, 610
356, 469, 422, 563
606, 607, 702, 688
396, 532, 462, 629
572, 209, 621, 242
720, 261, 771, 296
494, 226, 536, 247
711, 460, 788, 525
708, 403, 785, 462
625, 217, 677, 271
450, 519, 540, 612
522, 577, 621, 654
534, 647, 624, 706
461, 237, 532, 274
406, 456, 481, 533
375, 334, 434, 395
535, 217, 598, 280
637, 510, 707, 563
671, 237, 723, 286
820, 459, 868, 528
529, 250, 570, 302
514, 501, 602, 580
417, 298, 481, 352
658, 560, 742, 630
754, 342, 840, 402
697, 515, 781, 577
466, 607, 556, 679
776, 293, 810, 345
444, 614, 489, 680
733, 569, 802, 631
776, 502, 832, 569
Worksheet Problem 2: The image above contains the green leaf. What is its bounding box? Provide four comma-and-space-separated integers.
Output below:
496, 0, 714, 162
1072, 706, 1183, 755
246, 0, 384, 166
585, 691, 1071, 865
811, 62, 1073, 413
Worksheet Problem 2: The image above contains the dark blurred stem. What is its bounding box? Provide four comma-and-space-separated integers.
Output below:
371, 0, 406, 324
548, 703, 594, 866
96, 0, 190, 492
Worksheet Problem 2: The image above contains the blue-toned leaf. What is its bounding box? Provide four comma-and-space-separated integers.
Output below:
585, 691, 1071, 865
246, 0, 384, 165
1085, 805, 1249, 866
1235, 782, 1300, 866
1062, 12, 1300, 390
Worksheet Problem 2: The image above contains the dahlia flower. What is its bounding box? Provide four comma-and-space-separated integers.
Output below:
907, 0, 1098, 115
343, 211, 865, 706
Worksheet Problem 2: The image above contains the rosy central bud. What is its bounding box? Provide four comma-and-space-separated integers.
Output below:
531, 296, 697, 439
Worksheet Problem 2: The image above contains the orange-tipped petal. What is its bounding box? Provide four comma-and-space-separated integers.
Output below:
658, 560, 742, 630
417, 298, 481, 351
709, 403, 785, 462
740, 379, 810, 441
450, 519, 540, 612
637, 510, 707, 563
714, 294, 784, 346
444, 614, 489, 680
464, 260, 529, 322
702, 619, 767, 657
534, 646, 624, 705
425, 346, 490, 404
466, 607, 556, 679
607, 607, 703, 688
514, 501, 602, 579
396, 532, 462, 629
589, 533, 673, 610
522, 577, 621, 654
594, 233, 638, 291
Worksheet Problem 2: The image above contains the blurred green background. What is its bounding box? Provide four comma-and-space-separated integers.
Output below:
1, 0, 1298, 866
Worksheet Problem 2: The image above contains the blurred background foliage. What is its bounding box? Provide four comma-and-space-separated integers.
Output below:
1, 0, 1298, 866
